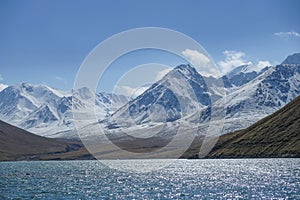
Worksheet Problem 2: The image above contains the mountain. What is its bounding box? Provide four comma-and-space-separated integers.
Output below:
218, 63, 300, 134
226, 65, 251, 77
79, 53, 299, 159
1, 53, 300, 159
0, 83, 128, 138
0, 120, 93, 161
72, 64, 224, 158
206, 94, 300, 158
226, 65, 270, 87
281, 53, 300, 65
1, 53, 299, 145
103, 55, 300, 137
107, 64, 214, 127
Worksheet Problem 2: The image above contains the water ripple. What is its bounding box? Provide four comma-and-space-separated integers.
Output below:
0, 159, 299, 199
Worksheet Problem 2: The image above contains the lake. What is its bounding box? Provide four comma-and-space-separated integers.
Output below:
1, 159, 299, 199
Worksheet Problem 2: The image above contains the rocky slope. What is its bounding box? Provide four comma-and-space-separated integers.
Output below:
0, 120, 92, 161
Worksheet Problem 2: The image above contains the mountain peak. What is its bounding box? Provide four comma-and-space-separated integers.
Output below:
107, 63, 212, 126
281, 53, 300, 65
173, 64, 197, 74
165, 64, 200, 81
226, 65, 251, 78
174, 64, 194, 70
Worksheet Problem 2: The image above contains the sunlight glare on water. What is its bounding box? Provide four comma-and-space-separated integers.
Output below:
1, 159, 300, 199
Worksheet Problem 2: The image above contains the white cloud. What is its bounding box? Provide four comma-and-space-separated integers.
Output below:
0, 74, 7, 91
182, 49, 219, 77
218, 50, 253, 74
114, 85, 149, 97
274, 31, 300, 38
218, 50, 273, 74
55, 76, 68, 85
113, 67, 173, 97
245, 60, 272, 73
0, 83, 8, 92
55, 76, 64, 81
155, 68, 172, 81
257, 60, 271, 69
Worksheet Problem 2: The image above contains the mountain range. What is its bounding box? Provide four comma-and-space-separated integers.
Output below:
1, 91, 299, 161
0, 53, 299, 160
99, 53, 300, 142
0, 84, 128, 138
0, 53, 300, 144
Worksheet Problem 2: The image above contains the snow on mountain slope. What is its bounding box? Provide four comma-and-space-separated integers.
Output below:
82, 64, 228, 144
176, 61, 300, 136
225, 64, 270, 87
48, 53, 300, 141
226, 64, 253, 78
214, 63, 300, 134
106, 64, 217, 128
0, 83, 62, 122
183, 62, 300, 135
0, 83, 128, 138
1, 53, 300, 142
100, 54, 300, 141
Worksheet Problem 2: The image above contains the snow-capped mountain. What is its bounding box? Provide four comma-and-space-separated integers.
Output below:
226, 64, 253, 78
182, 58, 300, 135
106, 64, 216, 128
0, 83, 67, 122
226, 64, 270, 87
1, 53, 299, 142
219, 63, 300, 133
0, 83, 128, 138
101, 53, 300, 139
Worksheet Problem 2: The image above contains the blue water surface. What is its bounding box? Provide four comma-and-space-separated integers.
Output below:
1, 159, 299, 199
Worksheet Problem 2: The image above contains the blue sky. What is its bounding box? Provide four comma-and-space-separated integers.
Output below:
0, 0, 300, 93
